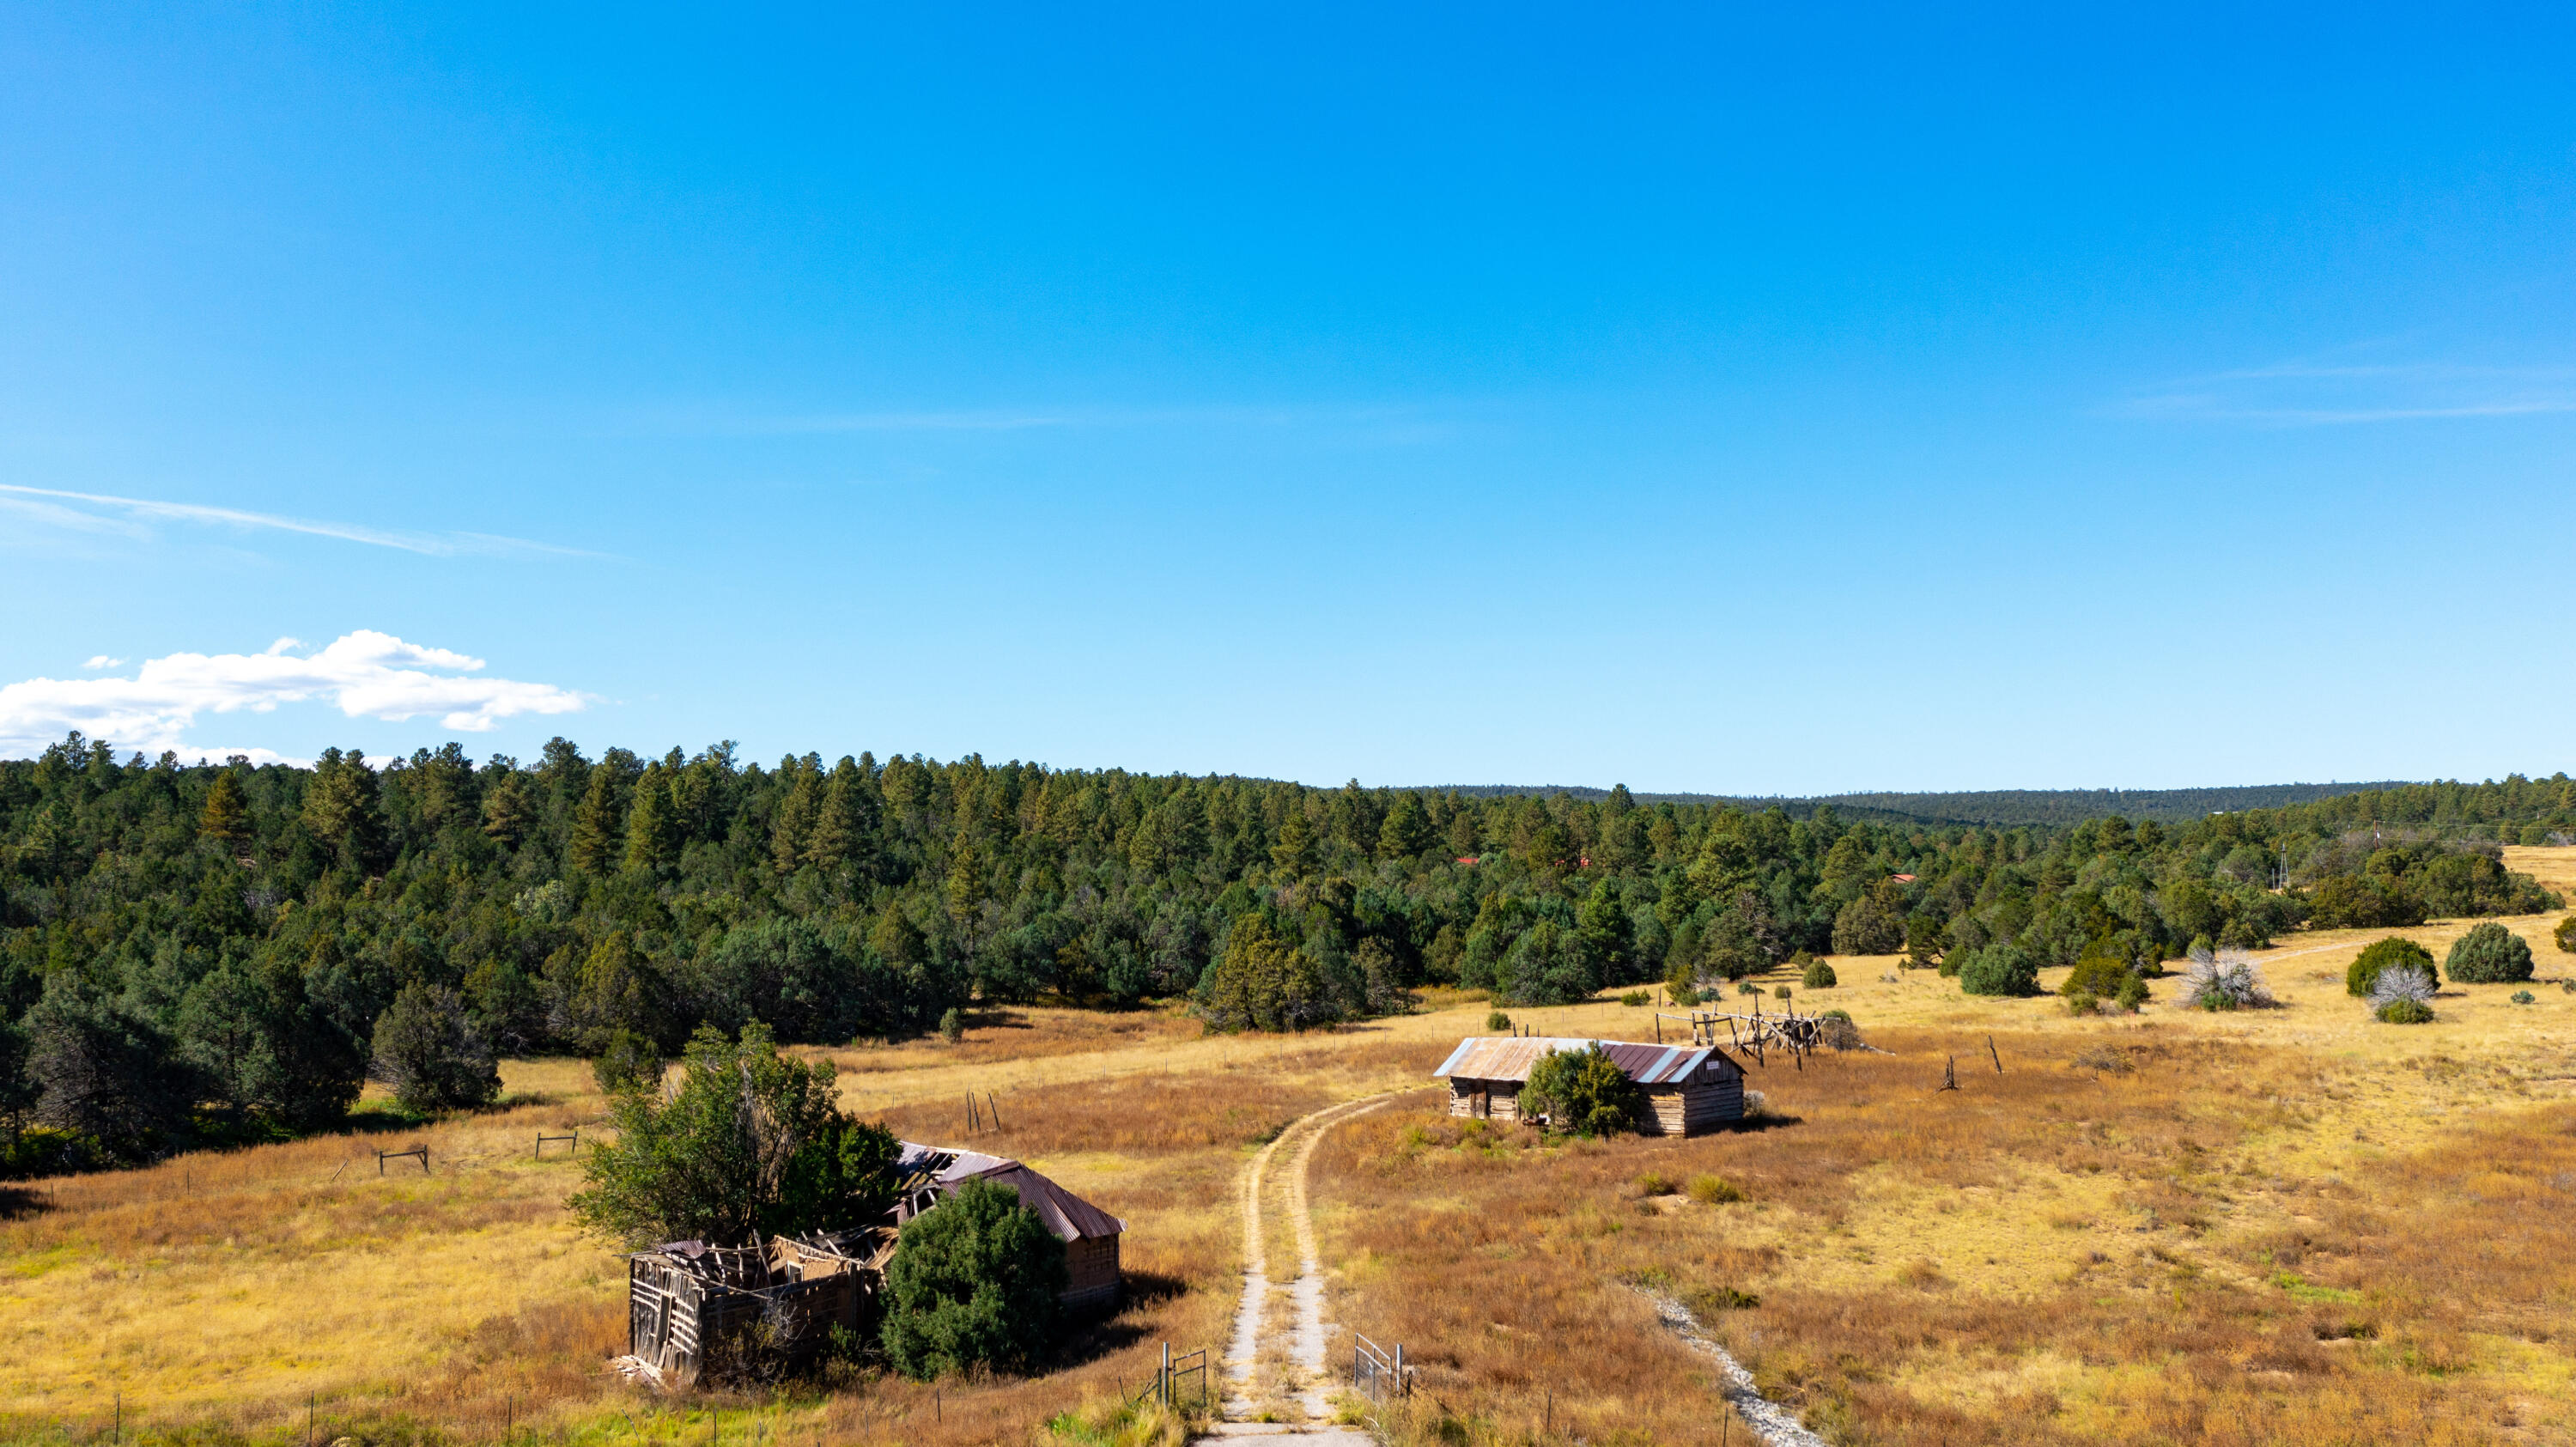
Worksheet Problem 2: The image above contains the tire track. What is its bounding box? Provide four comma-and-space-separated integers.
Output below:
1220, 1093, 1399, 1423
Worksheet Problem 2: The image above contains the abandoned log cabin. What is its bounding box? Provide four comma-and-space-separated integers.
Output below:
1432, 1037, 1744, 1135
623, 1142, 1127, 1383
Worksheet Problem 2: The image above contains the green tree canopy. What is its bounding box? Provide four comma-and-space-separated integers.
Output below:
369, 982, 501, 1114
881, 1177, 1068, 1380
1522, 1043, 1642, 1137
1198, 914, 1336, 1031
569, 1022, 901, 1248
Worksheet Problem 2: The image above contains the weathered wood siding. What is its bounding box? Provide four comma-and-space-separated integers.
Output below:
1064, 1233, 1121, 1312
1448, 1079, 1522, 1121
1640, 1056, 1744, 1136
628, 1256, 866, 1385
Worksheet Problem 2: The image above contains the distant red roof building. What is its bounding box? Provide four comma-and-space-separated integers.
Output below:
1890, 873, 1917, 883
1456, 856, 1480, 866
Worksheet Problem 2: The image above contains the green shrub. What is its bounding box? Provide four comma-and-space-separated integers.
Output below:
2557, 915, 2576, 956
1686, 1174, 1744, 1204
882, 1177, 1069, 1378
2060, 954, 2134, 1001
2445, 922, 2534, 984
1772, 985, 1793, 1001
1523, 1043, 1642, 1138
1485, 1010, 1512, 1031
1738, 981, 1762, 996
1801, 959, 1838, 989
2063, 989, 2099, 1017
369, 983, 501, 1114
2111, 974, 2149, 1012
1668, 982, 1700, 1007
1957, 943, 2040, 998
1619, 990, 1651, 1006
937, 1008, 965, 1044
2511, 990, 2537, 1006
1635, 1170, 1677, 1196
2347, 938, 2435, 998
592, 1029, 660, 1097
2375, 998, 2435, 1024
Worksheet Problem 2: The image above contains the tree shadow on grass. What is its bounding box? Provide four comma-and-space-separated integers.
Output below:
0, 1184, 48, 1219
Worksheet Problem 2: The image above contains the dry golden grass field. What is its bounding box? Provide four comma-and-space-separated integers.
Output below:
6, 847, 2576, 1446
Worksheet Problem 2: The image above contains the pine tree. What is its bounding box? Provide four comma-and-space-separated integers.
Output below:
771, 764, 819, 875
623, 762, 681, 872
803, 757, 877, 872
300, 749, 386, 872
197, 770, 251, 847
1271, 805, 1319, 878
481, 771, 535, 847
569, 762, 629, 875
1376, 792, 1434, 860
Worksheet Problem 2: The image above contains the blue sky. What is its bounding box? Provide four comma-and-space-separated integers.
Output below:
3, 4, 2572, 792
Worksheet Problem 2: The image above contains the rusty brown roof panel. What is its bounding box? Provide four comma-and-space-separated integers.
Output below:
1431, 1037, 1722, 1085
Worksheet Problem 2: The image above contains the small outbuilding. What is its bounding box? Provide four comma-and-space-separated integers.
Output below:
890, 1144, 1128, 1312
1432, 1037, 1744, 1135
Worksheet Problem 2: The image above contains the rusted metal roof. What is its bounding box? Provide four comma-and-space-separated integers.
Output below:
897, 1142, 1127, 1242
1431, 1037, 1731, 1085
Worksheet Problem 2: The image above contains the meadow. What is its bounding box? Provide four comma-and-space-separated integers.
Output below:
6, 848, 2575, 1445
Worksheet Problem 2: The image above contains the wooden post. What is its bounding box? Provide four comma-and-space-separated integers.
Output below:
988, 1092, 1002, 1129
1988, 1035, 2004, 1073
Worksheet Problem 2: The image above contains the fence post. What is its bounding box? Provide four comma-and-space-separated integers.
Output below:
1394, 1342, 1404, 1397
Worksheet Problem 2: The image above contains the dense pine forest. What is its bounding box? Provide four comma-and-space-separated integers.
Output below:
0, 733, 2568, 1172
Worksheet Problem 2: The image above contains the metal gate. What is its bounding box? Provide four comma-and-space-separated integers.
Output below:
1352, 1332, 1412, 1405
1131, 1343, 1209, 1411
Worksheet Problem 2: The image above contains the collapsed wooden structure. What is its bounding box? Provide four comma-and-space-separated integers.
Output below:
1433, 1037, 1746, 1134
625, 1227, 887, 1386
1653, 1000, 1839, 1067
623, 1141, 1127, 1385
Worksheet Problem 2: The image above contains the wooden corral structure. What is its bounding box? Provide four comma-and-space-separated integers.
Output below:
894, 1143, 1128, 1312
1432, 1037, 1744, 1135
625, 1228, 886, 1386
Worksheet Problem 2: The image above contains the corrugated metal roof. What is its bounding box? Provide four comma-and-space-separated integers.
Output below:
1431, 1037, 1729, 1085
897, 1141, 1127, 1242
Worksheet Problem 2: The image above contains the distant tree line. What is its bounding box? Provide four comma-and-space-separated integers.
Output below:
0, 733, 2567, 1170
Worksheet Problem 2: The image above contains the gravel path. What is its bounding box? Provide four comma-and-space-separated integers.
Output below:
1212, 1093, 1400, 1433
1631, 1286, 1829, 1447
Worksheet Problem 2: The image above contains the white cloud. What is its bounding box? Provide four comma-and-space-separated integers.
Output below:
0, 483, 598, 558
82, 655, 124, 669
2117, 358, 2576, 425
0, 630, 590, 760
